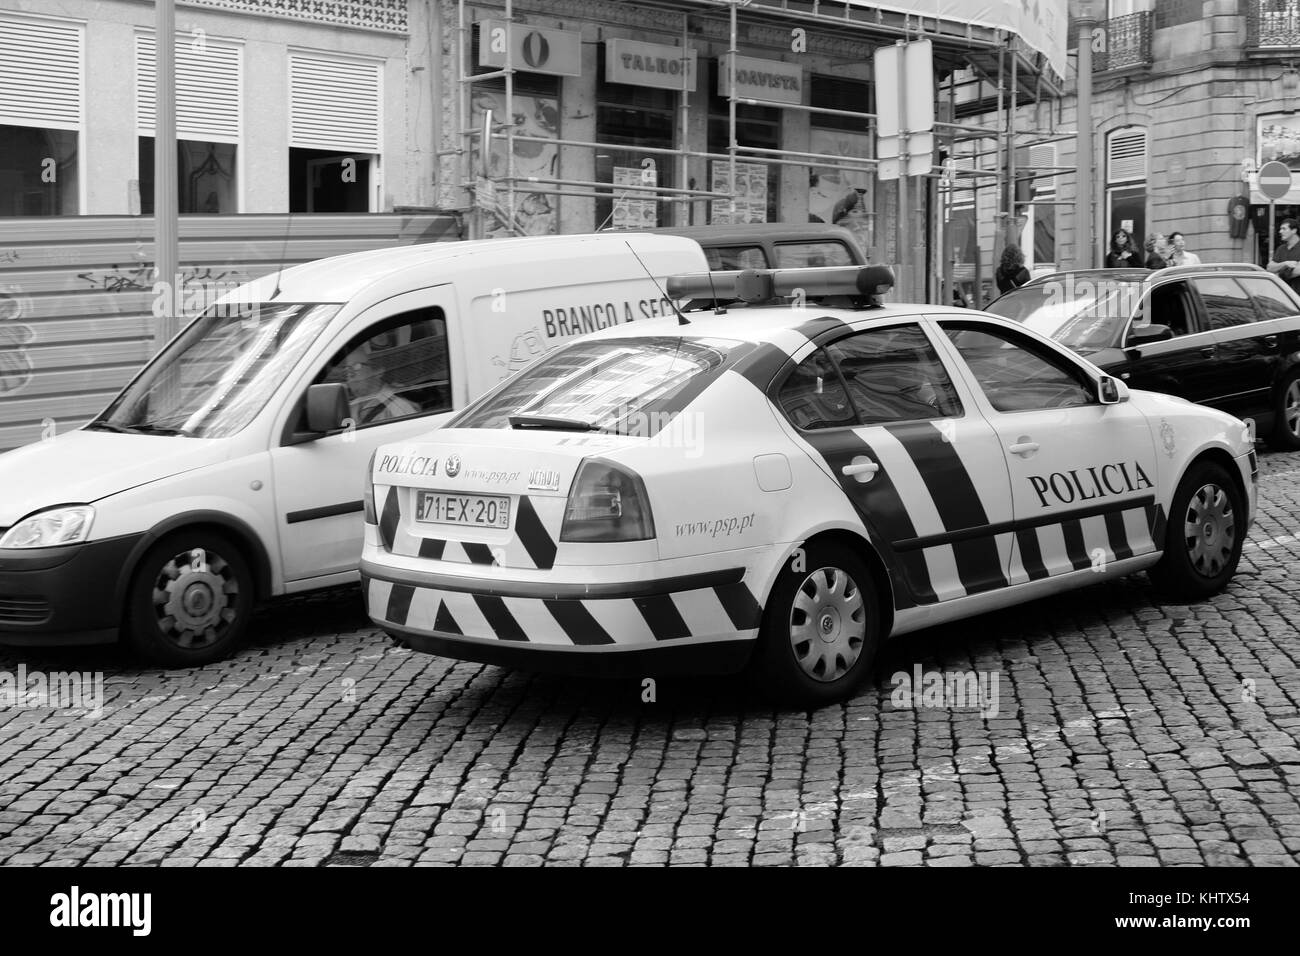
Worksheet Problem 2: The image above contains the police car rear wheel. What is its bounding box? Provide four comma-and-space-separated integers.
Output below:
1270, 371, 1300, 450
126, 531, 253, 666
1149, 461, 1243, 600
756, 545, 880, 705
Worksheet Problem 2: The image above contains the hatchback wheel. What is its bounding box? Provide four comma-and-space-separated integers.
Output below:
754, 543, 881, 706
126, 531, 253, 666
1148, 461, 1244, 600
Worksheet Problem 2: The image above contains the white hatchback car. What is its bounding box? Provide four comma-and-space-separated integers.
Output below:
361, 266, 1257, 705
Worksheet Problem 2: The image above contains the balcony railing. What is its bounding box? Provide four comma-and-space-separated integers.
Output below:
1247, 0, 1300, 49
1095, 11, 1153, 72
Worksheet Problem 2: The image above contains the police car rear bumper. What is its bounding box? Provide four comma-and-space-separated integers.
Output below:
360, 558, 764, 676
0, 534, 143, 645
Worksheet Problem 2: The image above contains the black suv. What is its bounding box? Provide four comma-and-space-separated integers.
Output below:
986, 264, 1300, 449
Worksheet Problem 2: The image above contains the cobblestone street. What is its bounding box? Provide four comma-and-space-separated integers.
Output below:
1, 452, 1298, 868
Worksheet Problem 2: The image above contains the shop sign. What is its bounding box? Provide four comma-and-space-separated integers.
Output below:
717, 55, 802, 106
605, 39, 697, 91
479, 19, 582, 77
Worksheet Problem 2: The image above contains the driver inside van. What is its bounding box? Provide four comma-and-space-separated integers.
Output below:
343, 344, 418, 425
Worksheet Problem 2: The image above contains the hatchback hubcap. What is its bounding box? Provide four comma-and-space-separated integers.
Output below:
789, 566, 866, 683
1184, 483, 1235, 578
152, 548, 239, 648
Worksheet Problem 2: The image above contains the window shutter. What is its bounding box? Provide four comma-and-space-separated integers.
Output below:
1107, 129, 1147, 184
0, 16, 82, 130
289, 53, 382, 153
1029, 144, 1057, 196
136, 33, 241, 143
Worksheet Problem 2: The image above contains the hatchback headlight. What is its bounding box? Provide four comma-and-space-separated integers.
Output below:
0, 505, 95, 549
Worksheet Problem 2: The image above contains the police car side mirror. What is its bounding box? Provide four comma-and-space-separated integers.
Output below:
306, 383, 350, 434
1097, 376, 1126, 405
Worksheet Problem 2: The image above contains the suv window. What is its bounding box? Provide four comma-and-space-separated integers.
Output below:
1194, 276, 1258, 330
777, 348, 855, 430
1239, 276, 1300, 320
942, 322, 1094, 413
774, 241, 854, 268
825, 324, 962, 424
703, 245, 767, 270
314, 307, 451, 428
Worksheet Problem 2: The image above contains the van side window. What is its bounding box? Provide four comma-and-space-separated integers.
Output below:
312, 307, 451, 428
705, 245, 767, 270
774, 241, 853, 269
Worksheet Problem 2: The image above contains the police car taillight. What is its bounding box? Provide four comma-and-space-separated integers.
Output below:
560, 459, 655, 542
363, 450, 377, 524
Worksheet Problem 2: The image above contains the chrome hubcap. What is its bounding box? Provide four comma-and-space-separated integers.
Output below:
789, 566, 866, 683
152, 548, 239, 648
1286, 381, 1300, 438
1184, 483, 1235, 578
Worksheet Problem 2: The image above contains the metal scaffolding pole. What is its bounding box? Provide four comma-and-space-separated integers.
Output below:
1075, 3, 1097, 269
154, 0, 178, 350
728, 1, 738, 224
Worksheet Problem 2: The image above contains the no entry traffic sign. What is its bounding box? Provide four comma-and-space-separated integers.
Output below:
1259, 160, 1292, 201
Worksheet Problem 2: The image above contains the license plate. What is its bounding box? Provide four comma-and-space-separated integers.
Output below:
415, 491, 511, 529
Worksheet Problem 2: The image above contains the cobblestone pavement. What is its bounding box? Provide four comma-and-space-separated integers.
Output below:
1, 453, 1299, 868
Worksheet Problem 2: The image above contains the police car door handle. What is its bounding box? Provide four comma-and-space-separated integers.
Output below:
842, 459, 879, 479
1008, 439, 1040, 457
1200, 345, 1215, 357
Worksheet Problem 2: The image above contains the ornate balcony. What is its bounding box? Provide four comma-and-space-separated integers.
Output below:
1247, 0, 1300, 49
182, 0, 409, 35
1095, 11, 1153, 72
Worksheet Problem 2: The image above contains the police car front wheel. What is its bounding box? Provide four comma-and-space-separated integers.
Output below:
755, 544, 882, 706
1148, 460, 1244, 601
125, 531, 254, 666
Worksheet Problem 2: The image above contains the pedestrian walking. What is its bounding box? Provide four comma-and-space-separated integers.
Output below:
1167, 231, 1201, 266
1105, 228, 1140, 268
996, 243, 1031, 293
1268, 217, 1300, 295
1144, 232, 1169, 270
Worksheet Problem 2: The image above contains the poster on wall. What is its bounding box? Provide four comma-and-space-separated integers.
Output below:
612, 166, 658, 230
710, 160, 767, 224
469, 89, 560, 237
809, 128, 874, 256
1259, 114, 1300, 168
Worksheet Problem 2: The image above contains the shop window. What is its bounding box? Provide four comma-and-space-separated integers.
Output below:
288, 149, 371, 213
139, 138, 238, 215
595, 43, 676, 230
708, 60, 779, 223
0, 125, 78, 216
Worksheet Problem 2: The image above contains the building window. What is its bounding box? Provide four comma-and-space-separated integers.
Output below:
1016, 144, 1057, 268
0, 125, 78, 216
595, 43, 676, 231
0, 15, 83, 216
138, 139, 238, 215
708, 59, 779, 223
289, 51, 382, 214
1106, 127, 1147, 255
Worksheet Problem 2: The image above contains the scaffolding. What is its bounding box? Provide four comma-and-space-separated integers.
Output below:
440, 0, 1070, 305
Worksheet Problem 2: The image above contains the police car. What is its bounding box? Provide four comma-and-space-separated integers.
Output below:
361, 266, 1257, 705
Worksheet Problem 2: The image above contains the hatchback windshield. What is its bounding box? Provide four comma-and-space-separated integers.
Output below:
451, 336, 746, 435
92, 303, 341, 439
986, 277, 1143, 351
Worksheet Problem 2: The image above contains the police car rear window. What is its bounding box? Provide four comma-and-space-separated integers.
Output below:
451, 336, 747, 435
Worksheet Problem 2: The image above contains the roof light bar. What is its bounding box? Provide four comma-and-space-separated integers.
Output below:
666, 265, 895, 304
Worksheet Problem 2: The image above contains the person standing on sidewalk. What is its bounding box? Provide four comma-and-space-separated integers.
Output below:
1144, 233, 1170, 270
1167, 231, 1201, 266
1268, 218, 1300, 296
996, 244, 1031, 293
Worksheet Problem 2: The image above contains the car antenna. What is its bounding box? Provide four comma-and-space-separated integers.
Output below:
625, 240, 689, 326
706, 266, 725, 315
269, 211, 292, 301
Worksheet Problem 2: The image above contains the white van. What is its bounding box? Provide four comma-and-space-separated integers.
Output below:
0, 232, 708, 664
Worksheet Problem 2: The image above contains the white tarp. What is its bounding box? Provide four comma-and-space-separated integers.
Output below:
843, 0, 1069, 78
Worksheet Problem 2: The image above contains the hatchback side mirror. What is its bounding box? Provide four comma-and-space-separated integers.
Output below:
1125, 323, 1173, 347
1098, 375, 1125, 405
306, 383, 350, 433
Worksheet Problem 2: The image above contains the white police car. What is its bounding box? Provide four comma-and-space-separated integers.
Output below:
361, 266, 1257, 705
